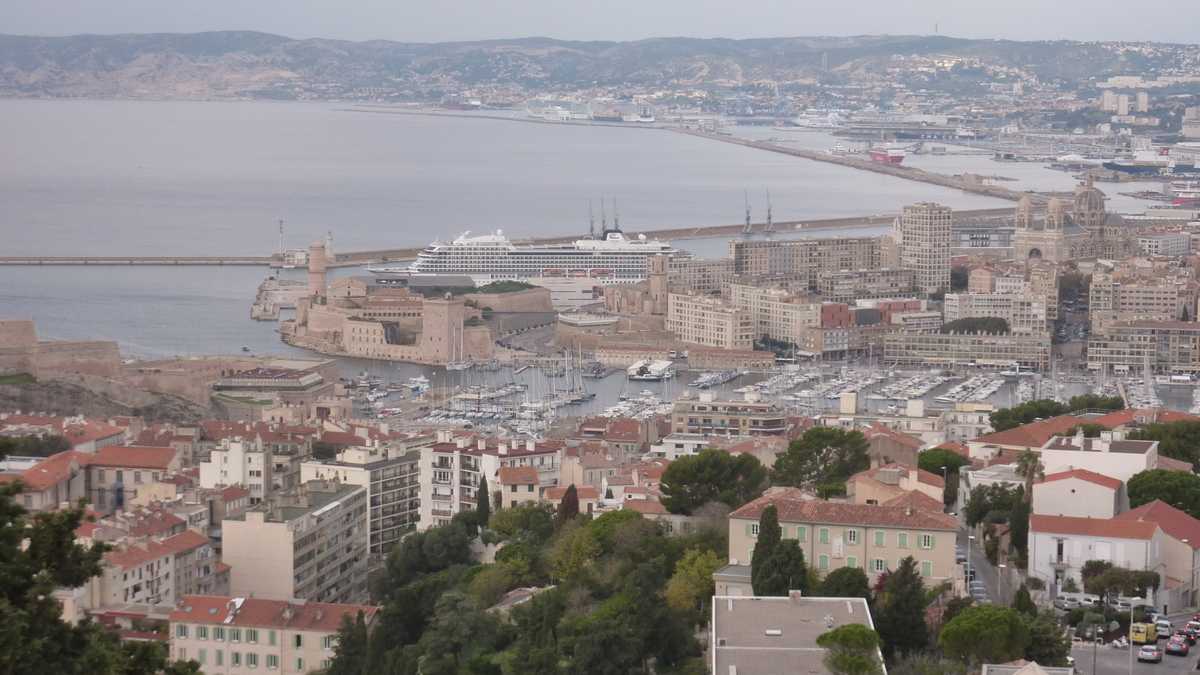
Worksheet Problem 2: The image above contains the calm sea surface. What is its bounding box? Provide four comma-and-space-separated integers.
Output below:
3, 100, 1035, 360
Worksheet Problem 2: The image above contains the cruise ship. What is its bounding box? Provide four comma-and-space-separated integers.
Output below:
368, 226, 678, 308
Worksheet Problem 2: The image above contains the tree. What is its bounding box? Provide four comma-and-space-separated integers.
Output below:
940, 317, 1010, 334
489, 503, 555, 545
773, 427, 870, 488
874, 557, 928, 660
1127, 469, 1200, 518
326, 612, 370, 675
819, 567, 873, 600
989, 400, 1069, 432
660, 449, 767, 515
938, 605, 1031, 665
816, 624, 884, 675
665, 548, 723, 624
550, 521, 600, 581
556, 484, 579, 524
1012, 584, 1036, 616
476, 476, 491, 526
1126, 420, 1200, 466
751, 505, 782, 594
1015, 449, 1043, 502
1023, 609, 1072, 667
888, 654, 967, 675
754, 540, 809, 597
0, 435, 71, 458
964, 484, 1022, 528
1009, 499, 1031, 560
1067, 394, 1124, 411
918, 448, 969, 507
384, 520, 473, 588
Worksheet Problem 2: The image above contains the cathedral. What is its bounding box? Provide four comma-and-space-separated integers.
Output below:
1012, 177, 1136, 263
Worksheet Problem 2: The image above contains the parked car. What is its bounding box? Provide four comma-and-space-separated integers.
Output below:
1139, 645, 1164, 663
1169, 637, 1191, 656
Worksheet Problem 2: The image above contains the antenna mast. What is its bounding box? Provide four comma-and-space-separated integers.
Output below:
743, 190, 752, 235
278, 219, 285, 258
600, 198, 608, 231
765, 189, 773, 233
588, 200, 595, 239
613, 198, 620, 231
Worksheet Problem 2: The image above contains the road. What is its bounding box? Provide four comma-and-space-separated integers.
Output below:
960, 526, 1006, 605
1072, 615, 1198, 675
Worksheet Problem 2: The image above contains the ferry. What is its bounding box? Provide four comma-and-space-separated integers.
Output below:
868, 146, 906, 165
368, 225, 679, 308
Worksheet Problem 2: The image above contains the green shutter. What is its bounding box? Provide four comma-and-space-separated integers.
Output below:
874, 530, 885, 547
921, 561, 933, 577
745, 522, 753, 536
798, 526, 807, 543
930, 534, 936, 549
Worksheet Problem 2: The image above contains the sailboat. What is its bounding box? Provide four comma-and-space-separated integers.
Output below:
446, 322, 473, 371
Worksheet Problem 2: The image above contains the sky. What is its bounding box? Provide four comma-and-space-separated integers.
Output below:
0, 0, 1195, 44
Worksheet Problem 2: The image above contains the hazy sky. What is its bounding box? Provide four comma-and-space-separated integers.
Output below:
1, 0, 1194, 44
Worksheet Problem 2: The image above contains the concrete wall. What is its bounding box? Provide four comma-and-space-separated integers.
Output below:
1031, 479, 1119, 519
224, 513, 296, 600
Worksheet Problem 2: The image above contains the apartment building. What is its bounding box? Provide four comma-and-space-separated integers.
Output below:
728, 488, 958, 585
1038, 429, 1158, 483
1089, 266, 1197, 335
816, 268, 918, 303
199, 438, 272, 504
668, 257, 735, 294
87, 530, 227, 609
1088, 320, 1200, 374
670, 393, 789, 437
169, 595, 379, 674
420, 433, 562, 529
897, 202, 953, 295
943, 293, 1049, 335
1138, 232, 1191, 257
299, 444, 420, 557
883, 331, 1052, 371
223, 480, 369, 604
666, 293, 754, 350
729, 236, 881, 284
728, 283, 819, 343
496, 466, 540, 509
1030, 514, 1164, 595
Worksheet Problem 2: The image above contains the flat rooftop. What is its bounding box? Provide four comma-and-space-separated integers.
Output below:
227, 481, 362, 523
712, 595, 875, 675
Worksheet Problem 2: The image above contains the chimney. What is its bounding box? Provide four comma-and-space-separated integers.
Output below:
455, 437, 467, 449
526, 438, 536, 452
477, 438, 486, 451
498, 442, 508, 455
436, 429, 452, 443
1074, 426, 1085, 448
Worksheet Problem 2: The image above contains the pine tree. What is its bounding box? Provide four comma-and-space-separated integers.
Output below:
1013, 584, 1037, 616
326, 612, 369, 675
875, 557, 929, 660
557, 484, 580, 524
751, 505, 782, 594
476, 475, 490, 527
754, 540, 809, 596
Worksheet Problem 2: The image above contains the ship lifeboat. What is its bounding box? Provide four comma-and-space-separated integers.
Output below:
569, 269, 588, 278
542, 268, 566, 277
589, 268, 614, 278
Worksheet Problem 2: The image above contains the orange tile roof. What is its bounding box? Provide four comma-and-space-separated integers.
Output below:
973, 415, 1086, 448
730, 489, 957, 530
89, 446, 177, 470
1088, 408, 1200, 428
936, 441, 970, 458
863, 422, 923, 450
1037, 468, 1122, 491
105, 530, 210, 570
170, 595, 379, 633
544, 485, 600, 501
1157, 455, 1195, 473
623, 499, 668, 515
1030, 514, 1159, 540
882, 490, 946, 512
497, 466, 538, 485
851, 463, 945, 489
221, 485, 250, 501
21, 450, 89, 491
1115, 500, 1200, 549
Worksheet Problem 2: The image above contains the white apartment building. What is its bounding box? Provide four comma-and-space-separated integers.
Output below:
1031, 469, 1125, 519
943, 292, 1049, 335
1029, 514, 1164, 595
222, 480, 368, 604
88, 530, 228, 609
1038, 429, 1158, 483
898, 202, 953, 295
666, 293, 755, 350
649, 433, 709, 460
170, 595, 379, 675
300, 444, 420, 557
199, 438, 272, 504
1138, 232, 1191, 257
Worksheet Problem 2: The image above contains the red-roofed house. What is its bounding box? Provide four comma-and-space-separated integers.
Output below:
170, 595, 380, 671
846, 463, 945, 507
729, 487, 958, 584
89, 529, 227, 609
87, 446, 182, 514
496, 466, 540, 509
966, 415, 1087, 460
1029, 513, 1166, 594
1115, 500, 1200, 607
861, 423, 923, 467
1032, 469, 1127, 519
16, 450, 89, 512
544, 484, 599, 516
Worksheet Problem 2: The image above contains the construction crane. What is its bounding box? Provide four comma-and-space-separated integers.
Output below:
743, 190, 752, 235
764, 188, 774, 234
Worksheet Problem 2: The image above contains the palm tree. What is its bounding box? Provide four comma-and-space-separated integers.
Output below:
1015, 449, 1043, 503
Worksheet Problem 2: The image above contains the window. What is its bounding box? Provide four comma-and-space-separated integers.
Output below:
231, 652, 241, 667
847, 556, 858, 569
247, 653, 258, 668
874, 531, 885, 547
846, 529, 858, 545
897, 533, 909, 549
322, 635, 336, 650
749, 523, 759, 537
267, 655, 279, 669
921, 561, 933, 577
176, 624, 189, 638
268, 630, 276, 646
197, 625, 208, 640
873, 558, 886, 573
797, 526, 807, 543
919, 534, 935, 550
214, 627, 225, 641
246, 629, 258, 643
98, 469, 106, 482
230, 628, 241, 643
817, 554, 829, 570
819, 528, 830, 544
197, 649, 206, 666
134, 471, 142, 484
510, 485, 517, 493
296, 658, 305, 671
294, 634, 303, 648
216, 650, 223, 666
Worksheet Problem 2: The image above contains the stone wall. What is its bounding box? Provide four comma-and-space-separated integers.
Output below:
464, 287, 553, 313
33, 341, 122, 378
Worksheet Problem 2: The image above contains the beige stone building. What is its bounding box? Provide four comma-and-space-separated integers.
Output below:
883, 331, 1052, 371
728, 283, 819, 343
88, 530, 228, 609
816, 268, 918, 303
729, 237, 881, 285
728, 488, 958, 585
496, 466, 541, 509
943, 292, 1049, 335
666, 293, 754, 350
897, 202, 953, 295
169, 595, 379, 674
223, 480, 369, 604
670, 393, 789, 437
1089, 263, 1197, 335
846, 464, 945, 506
88, 445, 183, 514
1031, 469, 1125, 519
1012, 180, 1137, 264
1087, 320, 1200, 374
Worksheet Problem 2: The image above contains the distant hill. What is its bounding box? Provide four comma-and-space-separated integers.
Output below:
0, 31, 1187, 100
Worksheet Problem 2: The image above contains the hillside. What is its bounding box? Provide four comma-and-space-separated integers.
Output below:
0, 31, 1191, 100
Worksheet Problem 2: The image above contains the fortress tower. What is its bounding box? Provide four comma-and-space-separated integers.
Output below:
648, 254, 669, 315
307, 240, 328, 299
